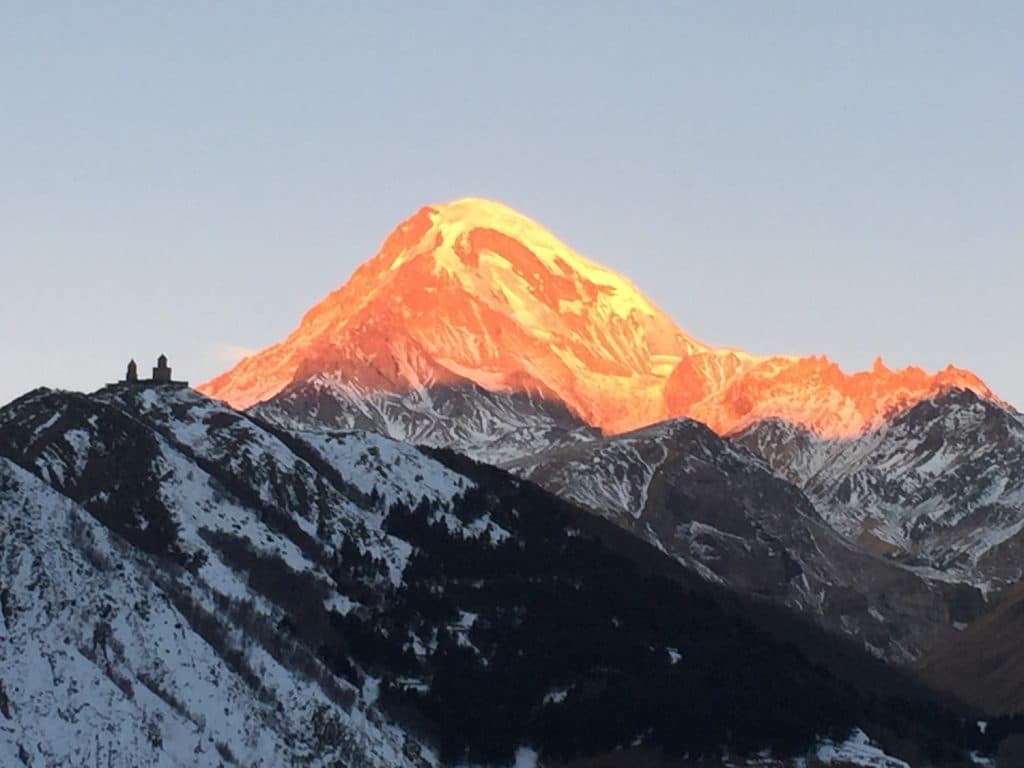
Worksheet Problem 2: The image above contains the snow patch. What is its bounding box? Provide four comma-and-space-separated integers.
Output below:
816, 729, 910, 767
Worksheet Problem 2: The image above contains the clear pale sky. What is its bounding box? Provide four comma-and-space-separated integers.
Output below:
1, 2, 1021, 409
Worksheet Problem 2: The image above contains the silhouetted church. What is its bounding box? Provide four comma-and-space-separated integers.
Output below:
123, 355, 188, 387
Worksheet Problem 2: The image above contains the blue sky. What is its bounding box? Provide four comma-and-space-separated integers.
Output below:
1, 2, 1021, 408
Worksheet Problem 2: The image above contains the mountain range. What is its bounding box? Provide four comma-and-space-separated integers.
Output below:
199, 198, 999, 440
203, 197, 1024, 651
3, 197, 1022, 766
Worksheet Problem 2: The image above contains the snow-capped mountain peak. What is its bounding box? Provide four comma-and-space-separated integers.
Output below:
200, 198, 697, 433
199, 198, 1005, 444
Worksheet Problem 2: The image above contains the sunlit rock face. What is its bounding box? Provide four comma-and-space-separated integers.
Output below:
672, 351, 1000, 438
200, 197, 1001, 438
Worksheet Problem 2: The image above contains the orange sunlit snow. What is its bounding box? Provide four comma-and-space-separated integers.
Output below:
199, 198, 999, 438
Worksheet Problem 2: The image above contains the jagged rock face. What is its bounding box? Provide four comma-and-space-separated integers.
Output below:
510, 419, 978, 663
733, 389, 1024, 590
198, 198, 1000, 442
250, 375, 598, 466
672, 353, 999, 439
6, 385, 985, 766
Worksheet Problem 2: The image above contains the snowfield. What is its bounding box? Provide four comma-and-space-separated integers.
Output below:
0, 456, 426, 768
0, 383, 1009, 766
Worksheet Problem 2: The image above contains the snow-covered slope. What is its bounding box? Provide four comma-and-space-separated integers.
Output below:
200, 198, 699, 433
0, 384, 484, 767
0, 383, 994, 765
198, 197, 1001, 440
250, 374, 597, 465
815, 729, 911, 768
511, 418, 980, 662
0, 455, 421, 768
733, 389, 1024, 590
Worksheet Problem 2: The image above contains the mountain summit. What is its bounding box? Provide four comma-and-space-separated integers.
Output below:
200, 197, 999, 437
201, 198, 700, 432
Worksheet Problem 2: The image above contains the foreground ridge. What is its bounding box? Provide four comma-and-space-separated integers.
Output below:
0, 384, 1003, 764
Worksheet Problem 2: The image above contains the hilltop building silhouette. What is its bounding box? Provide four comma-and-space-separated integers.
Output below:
122, 355, 188, 388
153, 354, 172, 383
